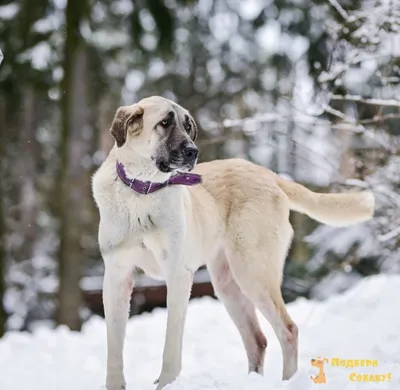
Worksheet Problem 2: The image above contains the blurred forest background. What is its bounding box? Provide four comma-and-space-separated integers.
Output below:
0, 0, 399, 336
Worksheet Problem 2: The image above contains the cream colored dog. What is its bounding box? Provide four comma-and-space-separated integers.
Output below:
92, 96, 375, 390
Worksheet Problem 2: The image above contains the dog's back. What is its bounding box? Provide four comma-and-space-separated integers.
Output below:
194, 157, 374, 228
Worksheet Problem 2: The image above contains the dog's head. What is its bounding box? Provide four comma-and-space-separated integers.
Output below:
110, 96, 198, 174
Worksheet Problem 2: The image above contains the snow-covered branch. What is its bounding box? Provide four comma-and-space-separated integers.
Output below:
330, 95, 400, 108
207, 108, 400, 133
379, 225, 400, 244
326, 0, 350, 21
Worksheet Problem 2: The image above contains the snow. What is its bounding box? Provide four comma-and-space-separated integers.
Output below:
110, 0, 133, 15
255, 21, 281, 54
306, 224, 378, 265
209, 12, 239, 43
0, 4, 19, 20
32, 14, 63, 34
1, 274, 399, 390
238, 0, 266, 21
17, 42, 53, 70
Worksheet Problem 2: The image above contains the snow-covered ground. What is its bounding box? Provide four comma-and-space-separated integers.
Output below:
0, 274, 399, 390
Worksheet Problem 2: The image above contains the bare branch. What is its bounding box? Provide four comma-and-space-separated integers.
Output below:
200, 128, 339, 173
323, 105, 395, 150
202, 105, 399, 153
206, 112, 333, 132
330, 95, 400, 108
360, 113, 400, 124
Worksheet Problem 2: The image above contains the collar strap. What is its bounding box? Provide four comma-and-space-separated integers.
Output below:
116, 161, 202, 195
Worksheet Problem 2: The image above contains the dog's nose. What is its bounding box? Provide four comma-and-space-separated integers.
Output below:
183, 146, 198, 161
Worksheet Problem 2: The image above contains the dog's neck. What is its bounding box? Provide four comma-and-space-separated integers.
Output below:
112, 146, 172, 183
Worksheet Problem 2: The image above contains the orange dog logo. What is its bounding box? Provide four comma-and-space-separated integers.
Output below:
310, 357, 329, 384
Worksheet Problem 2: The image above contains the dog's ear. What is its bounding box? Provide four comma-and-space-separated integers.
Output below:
110, 104, 144, 147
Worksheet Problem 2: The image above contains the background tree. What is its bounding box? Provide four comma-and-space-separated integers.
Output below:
55, 0, 91, 330
0, 92, 6, 336
301, 0, 400, 299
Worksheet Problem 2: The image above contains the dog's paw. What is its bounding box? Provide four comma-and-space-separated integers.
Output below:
105, 385, 126, 390
154, 372, 178, 390
106, 377, 126, 390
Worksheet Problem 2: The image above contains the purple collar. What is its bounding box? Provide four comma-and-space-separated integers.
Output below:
116, 161, 202, 195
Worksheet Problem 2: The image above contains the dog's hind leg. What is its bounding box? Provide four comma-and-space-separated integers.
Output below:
227, 203, 298, 380
208, 253, 267, 374
254, 284, 298, 380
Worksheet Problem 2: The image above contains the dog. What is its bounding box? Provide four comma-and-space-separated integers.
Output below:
310, 357, 329, 384
92, 96, 375, 390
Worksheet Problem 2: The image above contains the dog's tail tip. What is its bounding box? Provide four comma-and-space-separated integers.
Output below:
363, 191, 375, 217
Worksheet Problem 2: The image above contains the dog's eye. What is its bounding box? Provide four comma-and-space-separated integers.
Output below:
160, 117, 171, 128
184, 123, 191, 132
159, 112, 174, 128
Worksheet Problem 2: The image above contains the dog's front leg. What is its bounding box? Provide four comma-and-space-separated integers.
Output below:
103, 249, 135, 390
155, 239, 193, 389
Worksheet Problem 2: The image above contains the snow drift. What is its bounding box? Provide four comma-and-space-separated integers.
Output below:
0, 274, 399, 390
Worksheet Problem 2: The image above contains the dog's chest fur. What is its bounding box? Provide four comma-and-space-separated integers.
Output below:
93, 163, 187, 278
121, 187, 186, 278
124, 192, 161, 235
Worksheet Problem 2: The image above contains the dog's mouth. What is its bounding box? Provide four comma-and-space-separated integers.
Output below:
155, 143, 198, 174
156, 159, 195, 174
157, 161, 173, 173
157, 162, 194, 174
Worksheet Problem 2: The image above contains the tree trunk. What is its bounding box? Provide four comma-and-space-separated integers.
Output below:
56, 0, 89, 330
19, 86, 38, 262
0, 100, 6, 337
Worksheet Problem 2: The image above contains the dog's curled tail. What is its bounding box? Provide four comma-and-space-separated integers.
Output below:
276, 176, 375, 227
